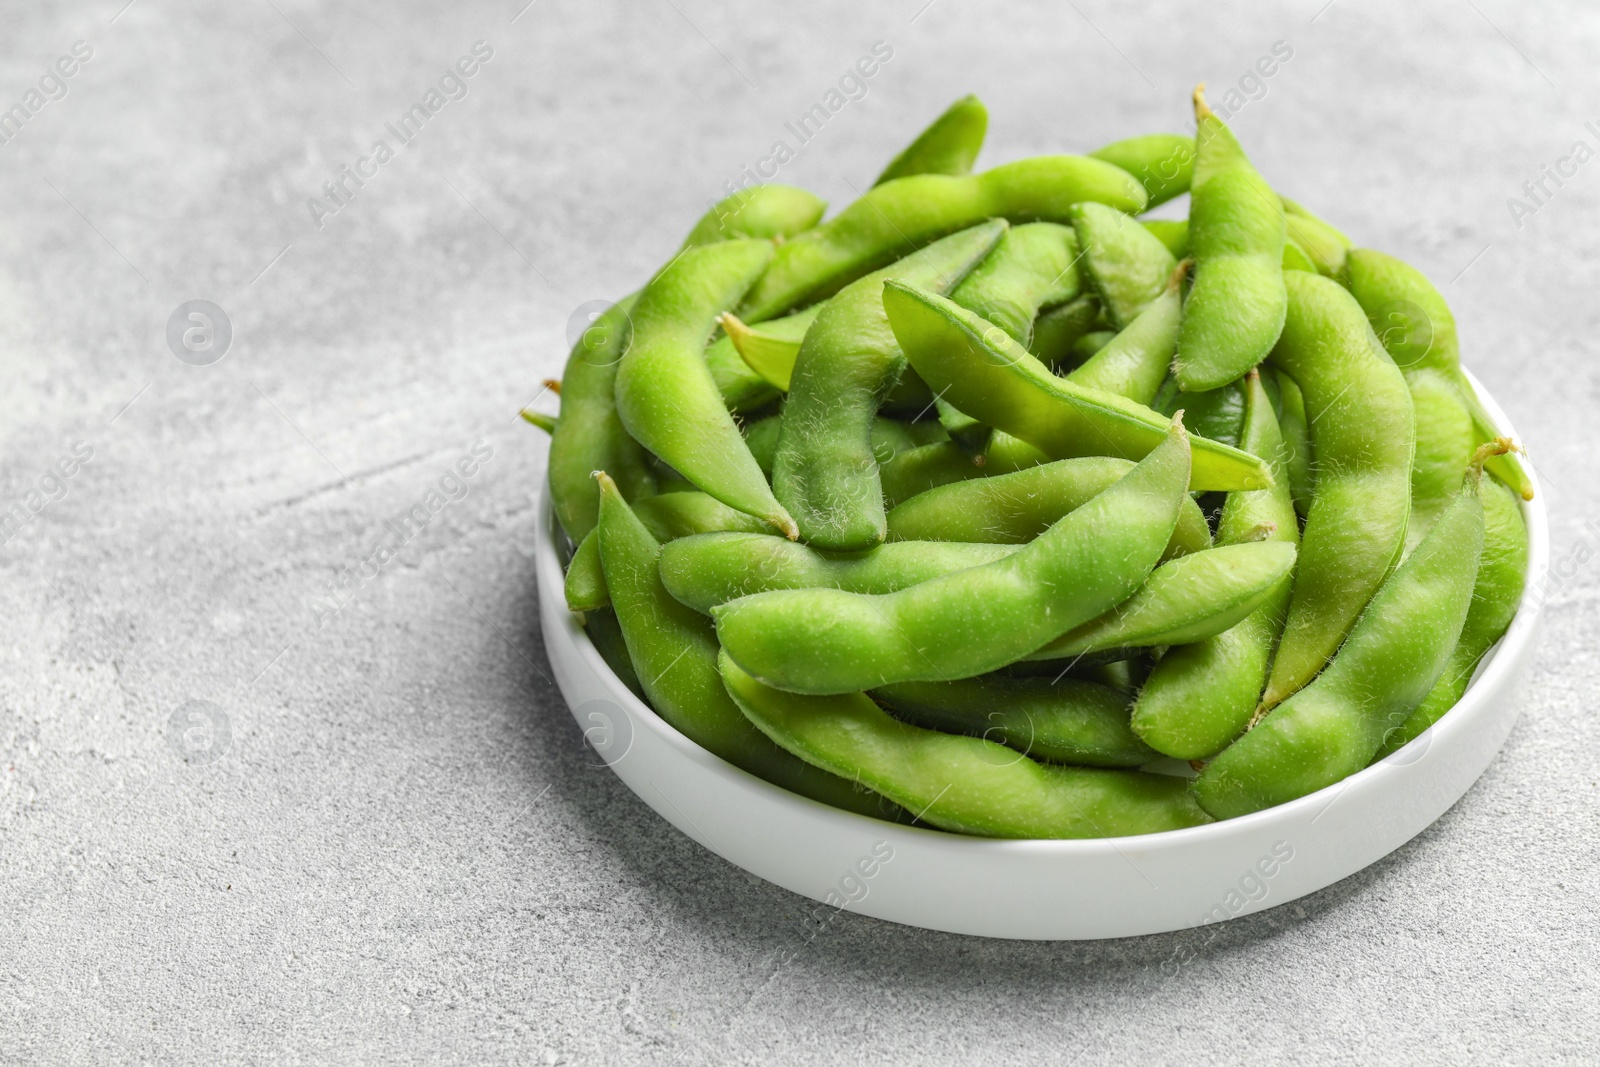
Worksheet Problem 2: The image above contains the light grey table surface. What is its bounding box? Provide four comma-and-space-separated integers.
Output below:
4, 1, 1597, 1063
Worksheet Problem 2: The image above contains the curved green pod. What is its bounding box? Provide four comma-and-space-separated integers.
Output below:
878, 433, 1052, 509
1026, 541, 1297, 662
1070, 201, 1178, 328
737, 155, 1149, 321
713, 422, 1190, 694
614, 239, 796, 536
1065, 264, 1183, 406
678, 183, 826, 249
872, 675, 1156, 767
1133, 371, 1300, 760
744, 412, 945, 478
884, 456, 1212, 559
1027, 293, 1101, 368
882, 280, 1273, 492
774, 222, 1008, 549
659, 533, 1019, 613
875, 94, 989, 186
1263, 271, 1414, 707
1273, 368, 1313, 517
721, 653, 1211, 838
1154, 374, 1246, 450
1282, 238, 1317, 273
1195, 469, 1487, 819
548, 296, 651, 542
1277, 196, 1350, 278
1378, 475, 1526, 756
1403, 368, 1479, 552
721, 306, 823, 391
1343, 247, 1534, 501
595, 473, 895, 819
1173, 89, 1287, 392
1089, 133, 1195, 209
1140, 219, 1189, 258
949, 222, 1083, 347
583, 607, 645, 701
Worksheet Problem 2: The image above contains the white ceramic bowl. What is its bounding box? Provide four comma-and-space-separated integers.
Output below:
536, 373, 1548, 940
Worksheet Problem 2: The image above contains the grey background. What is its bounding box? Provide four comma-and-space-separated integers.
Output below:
3, 0, 1597, 1063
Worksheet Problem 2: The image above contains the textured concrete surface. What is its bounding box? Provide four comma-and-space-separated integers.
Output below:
3, 1, 1598, 1063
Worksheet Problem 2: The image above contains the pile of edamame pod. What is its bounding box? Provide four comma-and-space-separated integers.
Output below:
531, 88, 1532, 838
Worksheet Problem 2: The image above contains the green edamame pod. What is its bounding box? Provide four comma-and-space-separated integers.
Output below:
705, 332, 779, 413
1403, 369, 1478, 552
873, 675, 1157, 767
1026, 541, 1297, 662
594, 473, 893, 818
1278, 196, 1350, 278
884, 456, 1212, 560
1065, 262, 1184, 406
1070, 331, 1117, 362
874, 94, 989, 186
583, 607, 645, 702
1070, 202, 1178, 329
737, 156, 1148, 321
744, 409, 944, 478
1133, 371, 1300, 760
679, 184, 826, 249
1027, 293, 1101, 367
659, 533, 1019, 613
883, 280, 1273, 491
1089, 133, 1195, 209
564, 489, 776, 611
614, 239, 798, 536
721, 306, 823, 391
1273, 368, 1313, 517
1282, 237, 1317, 273
548, 296, 652, 542
949, 222, 1083, 347
1263, 271, 1414, 707
1195, 467, 1488, 818
1140, 219, 1189, 258
1343, 247, 1534, 500
1378, 473, 1526, 756
721, 653, 1210, 838
1154, 374, 1246, 450
878, 434, 1052, 508
1173, 87, 1287, 392
713, 420, 1191, 694
774, 222, 1008, 549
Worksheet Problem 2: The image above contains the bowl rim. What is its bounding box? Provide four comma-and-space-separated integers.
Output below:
539, 367, 1549, 854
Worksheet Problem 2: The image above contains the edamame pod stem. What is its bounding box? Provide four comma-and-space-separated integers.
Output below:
1194, 468, 1488, 819
1133, 371, 1300, 760
564, 490, 777, 612
1089, 133, 1195, 209
678, 183, 826, 248
713, 420, 1191, 694
737, 156, 1148, 321
884, 456, 1212, 560
660, 532, 1019, 614
1273, 368, 1314, 517
873, 675, 1157, 767
949, 222, 1083, 347
1378, 471, 1526, 756
1065, 261, 1185, 406
874, 94, 989, 186
1070, 201, 1178, 328
775, 222, 1008, 549
1026, 541, 1297, 662
883, 280, 1273, 491
878, 434, 1052, 508
548, 296, 651, 542
1173, 86, 1287, 392
594, 473, 895, 819
614, 239, 798, 537
1343, 247, 1534, 500
1263, 271, 1415, 707
721, 654, 1211, 838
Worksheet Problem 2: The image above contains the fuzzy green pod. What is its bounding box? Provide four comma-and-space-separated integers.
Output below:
877, 434, 1052, 509
873, 675, 1157, 767
1195, 470, 1487, 818
1065, 264, 1184, 406
1140, 219, 1189, 258
1263, 271, 1414, 707
1273, 368, 1314, 517
614, 239, 795, 536
1089, 133, 1195, 209
773, 222, 1008, 549
678, 184, 826, 249
713, 421, 1191, 694
949, 222, 1083, 347
1173, 87, 1287, 392
737, 156, 1148, 321
883, 280, 1273, 492
1027, 293, 1102, 368
1070, 202, 1179, 329
721, 654, 1211, 838
875, 94, 989, 185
